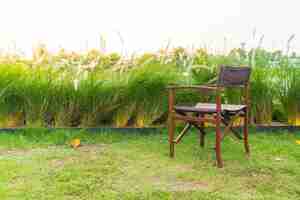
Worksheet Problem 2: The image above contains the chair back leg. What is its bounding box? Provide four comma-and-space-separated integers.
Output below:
215, 115, 223, 168
243, 108, 250, 155
200, 131, 205, 147
168, 89, 175, 158
168, 110, 175, 157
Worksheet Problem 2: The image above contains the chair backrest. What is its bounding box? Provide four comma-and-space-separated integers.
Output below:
217, 66, 251, 87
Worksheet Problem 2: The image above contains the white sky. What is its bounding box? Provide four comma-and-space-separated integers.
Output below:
0, 0, 299, 56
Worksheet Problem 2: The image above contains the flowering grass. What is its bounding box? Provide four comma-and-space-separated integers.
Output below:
0, 46, 300, 127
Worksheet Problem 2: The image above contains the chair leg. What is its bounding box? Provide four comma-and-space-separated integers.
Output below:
199, 114, 205, 147
221, 114, 243, 140
200, 131, 205, 147
174, 123, 191, 144
243, 109, 250, 155
168, 114, 175, 158
215, 117, 223, 168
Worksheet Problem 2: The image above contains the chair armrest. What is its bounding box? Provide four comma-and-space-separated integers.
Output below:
167, 85, 222, 112
167, 83, 224, 112
166, 85, 219, 91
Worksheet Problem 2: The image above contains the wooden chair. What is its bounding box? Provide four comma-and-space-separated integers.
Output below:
167, 66, 251, 168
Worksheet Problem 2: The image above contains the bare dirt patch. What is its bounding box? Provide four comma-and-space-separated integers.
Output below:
49, 144, 106, 168
150, 176, 209, 192
167, 180, 209, 191
75, 144, 105, 153
0, 144, 105, 156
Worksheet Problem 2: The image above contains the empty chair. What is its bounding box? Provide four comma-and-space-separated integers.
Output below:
167, 65, 251, 168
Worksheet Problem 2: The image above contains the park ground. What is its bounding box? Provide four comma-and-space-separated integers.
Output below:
0, 129, 299, 200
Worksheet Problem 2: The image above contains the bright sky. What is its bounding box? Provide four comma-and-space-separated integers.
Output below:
0, 0, 299, 56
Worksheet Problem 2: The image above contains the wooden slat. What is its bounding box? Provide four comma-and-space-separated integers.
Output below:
174, 114, 216, 124
166, 85, 219, 91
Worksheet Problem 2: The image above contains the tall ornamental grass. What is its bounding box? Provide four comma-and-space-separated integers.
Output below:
0, 46, 299, 127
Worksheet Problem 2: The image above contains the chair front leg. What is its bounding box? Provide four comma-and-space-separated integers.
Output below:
169, 114, 175, 158
215, 116, 223, 167
198, 114, 206, 147
168, 88, 175, 158
215, 92, 223, 168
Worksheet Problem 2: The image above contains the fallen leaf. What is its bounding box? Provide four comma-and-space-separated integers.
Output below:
70, 139, 81, 148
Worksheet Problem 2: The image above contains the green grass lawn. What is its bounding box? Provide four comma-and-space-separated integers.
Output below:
0, 129, 299, 200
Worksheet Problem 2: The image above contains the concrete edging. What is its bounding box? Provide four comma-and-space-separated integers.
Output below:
0, 125, 299, 134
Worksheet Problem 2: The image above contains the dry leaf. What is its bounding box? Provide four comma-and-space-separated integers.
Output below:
70, 139, 81, 148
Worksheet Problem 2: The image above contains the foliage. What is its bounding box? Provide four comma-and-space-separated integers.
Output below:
0, 45, 299, 127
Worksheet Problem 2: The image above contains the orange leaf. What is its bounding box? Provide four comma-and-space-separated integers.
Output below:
70, 139, 81, 148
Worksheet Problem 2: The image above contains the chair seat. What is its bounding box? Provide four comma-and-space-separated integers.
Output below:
174, 103, 246, 114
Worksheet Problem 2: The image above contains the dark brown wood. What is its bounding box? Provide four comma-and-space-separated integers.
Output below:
174, 123, 191, 144
166, 65, 251, 168
167, 85, 218, 90
244, 107, 250, 155
199, 114, 205, 147
168, 88, 175, 158
215, 91, 223, 168
200, 130, 205, 147
221, 111, 244, 140
174, 114, 216, 124
175, 103, 246, 114
243, 84, 250, 155
218, 66, 251, 87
